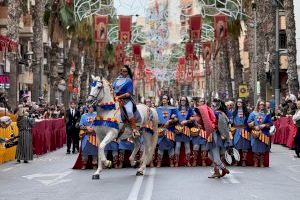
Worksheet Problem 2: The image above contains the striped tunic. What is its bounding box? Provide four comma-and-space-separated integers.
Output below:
16, 116, 34, 161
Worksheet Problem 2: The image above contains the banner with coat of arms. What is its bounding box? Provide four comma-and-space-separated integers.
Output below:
119, 16, 132, 43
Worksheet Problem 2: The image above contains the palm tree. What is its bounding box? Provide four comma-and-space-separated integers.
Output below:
227, 19, 243, 98
32, 0, 45, 102
284, 0, 299, 95
7, 0, 22, 110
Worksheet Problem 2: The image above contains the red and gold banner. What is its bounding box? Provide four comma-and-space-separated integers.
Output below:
214, 14, 228, 40
115, 44, 125, 64
185, 42, 194, 60
202, 42, 212, 63
189, 15, 202, 42
119, 16, 132, 43
94, 15, 108, 43
132, 44, 142, 61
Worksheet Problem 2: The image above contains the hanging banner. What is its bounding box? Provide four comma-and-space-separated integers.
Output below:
189, 15, 202, 42
185, 42, 194, 60
115, 44, 125, 64
132, 44, 142, 61
202, 42, 212, 63
94, 15, 108, 43
119, 16, 132, 43
214, 14, 228, 40
239, 84, 249, 98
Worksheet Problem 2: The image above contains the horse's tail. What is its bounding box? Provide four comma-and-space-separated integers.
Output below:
146, 107, 158, 165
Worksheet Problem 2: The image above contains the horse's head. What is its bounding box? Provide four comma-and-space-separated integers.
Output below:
87, 75, 104, 105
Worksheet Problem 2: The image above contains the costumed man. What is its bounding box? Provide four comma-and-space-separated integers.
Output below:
113, 65, 140, 137
232, 99, 251, 166
16, 105, 35, 163
193, 99, 230, 178
156, 95, 177, 167
248, 100, 272, 167
79, 105, 97, 170
174, 96, 193, 167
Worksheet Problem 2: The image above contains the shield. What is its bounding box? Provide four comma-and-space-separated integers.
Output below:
225, 147, 240, 165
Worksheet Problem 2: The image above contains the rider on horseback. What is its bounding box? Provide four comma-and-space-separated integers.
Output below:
113, 65, 139, 137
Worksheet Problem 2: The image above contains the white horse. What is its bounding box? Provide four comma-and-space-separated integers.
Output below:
87, 75, 158, 179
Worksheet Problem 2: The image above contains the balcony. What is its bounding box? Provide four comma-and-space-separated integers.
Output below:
20, 14, 33, 38
0, 6, 8, 27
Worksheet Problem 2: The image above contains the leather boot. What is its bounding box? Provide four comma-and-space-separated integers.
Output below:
113, 155, 119, 169
174, 155, 179, 167
129, 117, 140, 137
186, 154, 191, 167
242, 151, 247, 167
220, 167, 230, 177
81, 157, 88, 170
201, 151, 208, 167
254, 153, 259, 167
156, 154, 162, 168
192, 150, 198, 167
260, 154, 265, 167
118, 153, 125, 169
169, 155, 175, 167
208, 166, 221, 178
92, 158, 98, 170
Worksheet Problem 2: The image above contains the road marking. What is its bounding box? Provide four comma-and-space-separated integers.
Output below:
127, 171, 145, 200
22, 171, 72, 186
287, 165, 300, 173
141, 168, 156, 200
1, 167, 14, 172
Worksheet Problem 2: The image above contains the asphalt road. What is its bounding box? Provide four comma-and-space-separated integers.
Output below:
1, 144, 300, 200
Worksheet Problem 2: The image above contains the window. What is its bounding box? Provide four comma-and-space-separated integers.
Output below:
279, 31, 287, 49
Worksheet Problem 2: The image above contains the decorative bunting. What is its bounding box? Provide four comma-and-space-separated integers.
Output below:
119, 16, 132, 43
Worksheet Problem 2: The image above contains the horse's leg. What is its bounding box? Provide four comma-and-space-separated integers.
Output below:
92, 130, 117, 180
129, 137, 141, 167
136, 131, 152, 176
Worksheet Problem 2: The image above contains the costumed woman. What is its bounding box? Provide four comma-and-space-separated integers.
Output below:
248, 100, 272, 167
79, 105, 97, 169
156, 95, 177, 167
113, 65, 139, 137
232, 98, 251, 166
292, 99, 300, 158
174, 96, 193, 167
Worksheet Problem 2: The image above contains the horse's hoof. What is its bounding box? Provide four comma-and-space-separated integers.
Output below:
136, 171, 144, 176
92, 174, 100, 180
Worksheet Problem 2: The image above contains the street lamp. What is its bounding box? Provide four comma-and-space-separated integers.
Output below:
251, 0, 258, 106
273, 0, 281, 109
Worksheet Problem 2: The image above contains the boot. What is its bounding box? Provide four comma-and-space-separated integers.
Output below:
220, 167, 230, 177
169, 155, 175, 167
242, 152, 247, 167
260, 154, 265, 168
81, 157, 87, 170
92, 158, 98, 170
174, 155, 179, 167
192, 150, 198, 167
129, 117, 140, 137
208, 166, 221, 178
186, 154, 191, 167
156, 154, 162, 168
118, 153, 125, 169
201, 151, 208, 167
254, 153, 259, 167
150, 154, 155, 167
113, 155, 119, 169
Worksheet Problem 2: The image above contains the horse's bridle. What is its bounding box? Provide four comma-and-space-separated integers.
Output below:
88, 80, 104, 106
